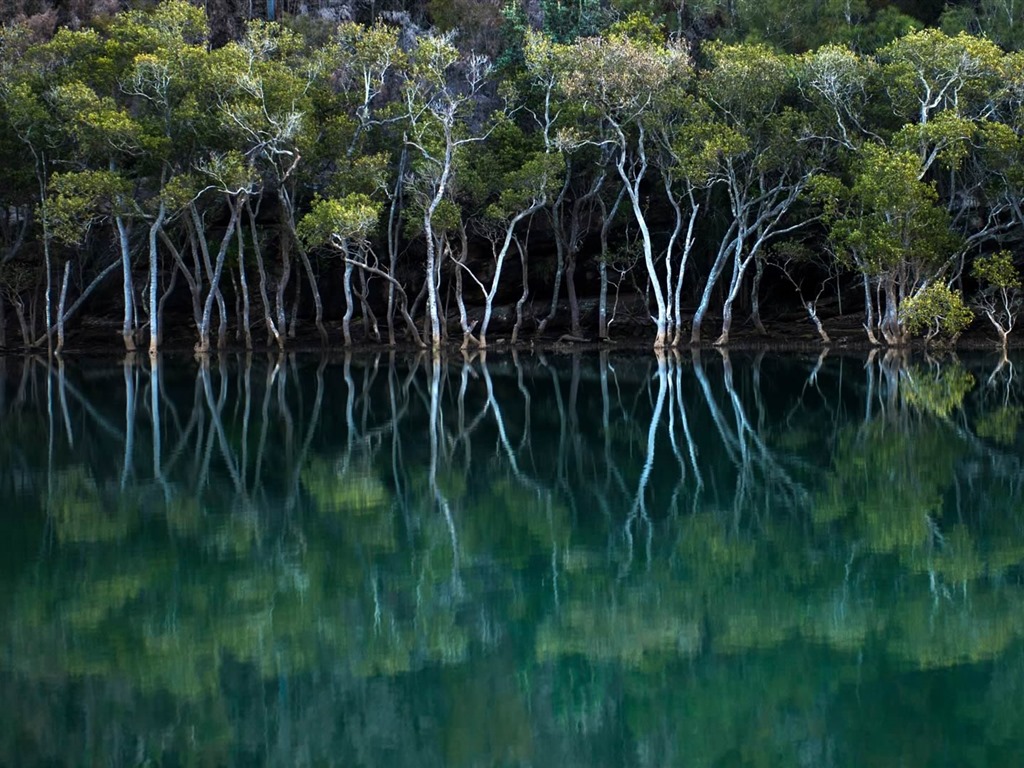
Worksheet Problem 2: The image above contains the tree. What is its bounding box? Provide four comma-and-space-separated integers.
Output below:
813, 144, 962, 345
691, 42, 819, 346
899, 281, 974, 344
539, 24, 690, 349
972, 251, 1023, 352
402, 32, 493, 354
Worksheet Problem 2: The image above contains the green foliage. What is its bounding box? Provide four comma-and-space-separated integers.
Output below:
973, 251, 1022, 290
46, 170, 131, 244
297, 193, 382, 249
899, 283, 975, 342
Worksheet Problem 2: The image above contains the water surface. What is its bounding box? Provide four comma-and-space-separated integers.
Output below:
1, 350, 1023, 766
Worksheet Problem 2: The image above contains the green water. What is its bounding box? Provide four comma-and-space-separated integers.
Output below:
1, 350, 1023, 767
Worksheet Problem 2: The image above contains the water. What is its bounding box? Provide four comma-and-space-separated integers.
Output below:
1, 349, 1023, 767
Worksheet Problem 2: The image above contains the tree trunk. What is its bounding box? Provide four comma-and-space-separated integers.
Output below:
148, 201, 167, 357
275, 205, 292, 348
691, 233, 737, 345
157, 253, 179, 349
287, 269, 301, 339
566, 254, 581, 337
196, 201, 240, 354
12, 295, 30, 349
862, 272, 880, 345
296, 240, 327, 346
751, 257, 768, 336
116, 215, 136, 352
246, 199, 283, 349
386, 145, 407, 347
615, 127, 667, 349
236, 213, 252, 350
355, 268, 380, 341
56, 261, 71, 355
342, 258, 355, 346
512, 239, 529, 344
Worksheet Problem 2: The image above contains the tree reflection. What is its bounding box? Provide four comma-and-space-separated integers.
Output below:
0, 350, 1023, 765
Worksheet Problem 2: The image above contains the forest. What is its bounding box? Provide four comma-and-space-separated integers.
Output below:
3, 0, 1024, 354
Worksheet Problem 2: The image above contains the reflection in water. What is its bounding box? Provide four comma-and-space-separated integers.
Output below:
1, 350, 1024, 765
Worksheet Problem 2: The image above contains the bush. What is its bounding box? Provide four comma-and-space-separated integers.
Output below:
899, 282, 974, 343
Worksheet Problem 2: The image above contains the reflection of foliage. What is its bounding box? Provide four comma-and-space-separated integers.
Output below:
901, 363, 975, 418
815, 419, 964, 562
52, 467, 136, 543
976, 405, 1023, 445
4, 354, 1024, 766
301, 455, 390, 514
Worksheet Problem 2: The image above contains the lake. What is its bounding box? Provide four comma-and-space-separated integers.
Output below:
1, 349, 1022, 766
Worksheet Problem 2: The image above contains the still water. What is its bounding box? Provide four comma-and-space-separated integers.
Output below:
0, 349, 1023, 766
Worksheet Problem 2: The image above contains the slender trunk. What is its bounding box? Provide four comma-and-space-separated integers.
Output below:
538, 175, 570, 336
671, 196, 699, 347
245, 199, 282, 349
196, 201, 240, 354
806, 301, 830, 344
156, 251, 179, 348
148, 201, 167, 357
597, 185, 625, 340
421, 139, 456, 355
44, 233, 52, 358
13, 295, 30, 348
863, 272, 880, 345
56, 261, 71, 355
236, 213, 252, 350
275, 205, 292, 348
386, 145, 407, 346
479, 205, 543, 347
342, 258, 354, 346
618, 127, 667, 348
452, 237, 473, 350
512, 238, 529, 344
691, 228, 738, 345
751, 257, 767, 336
355, 268, 380, 341
296, 240, 327, 346
116, 215, 136, 352
566, 255, 581, 337
32, 259, 121, 347
287, 269, 301, 339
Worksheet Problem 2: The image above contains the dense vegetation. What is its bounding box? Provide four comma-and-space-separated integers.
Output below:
2, 0, 1024, 353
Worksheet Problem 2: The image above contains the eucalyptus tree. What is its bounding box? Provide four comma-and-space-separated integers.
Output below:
190, 151, 256, 354
299, 192, 420, 346
878, 30, 1007, 239
40, 26, 158, 352
113, 0, 210, 355
972, 251, 1023, 353
218, 20, 324, 347
692, 42, 823, 346
0, 23, 57, 351
522, 36, 609, 338
325, 21, 407, 344
458, 118, 562, 348
812, 144, 963, 345
536, 24, 690, 349
402, 32, 494, 354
